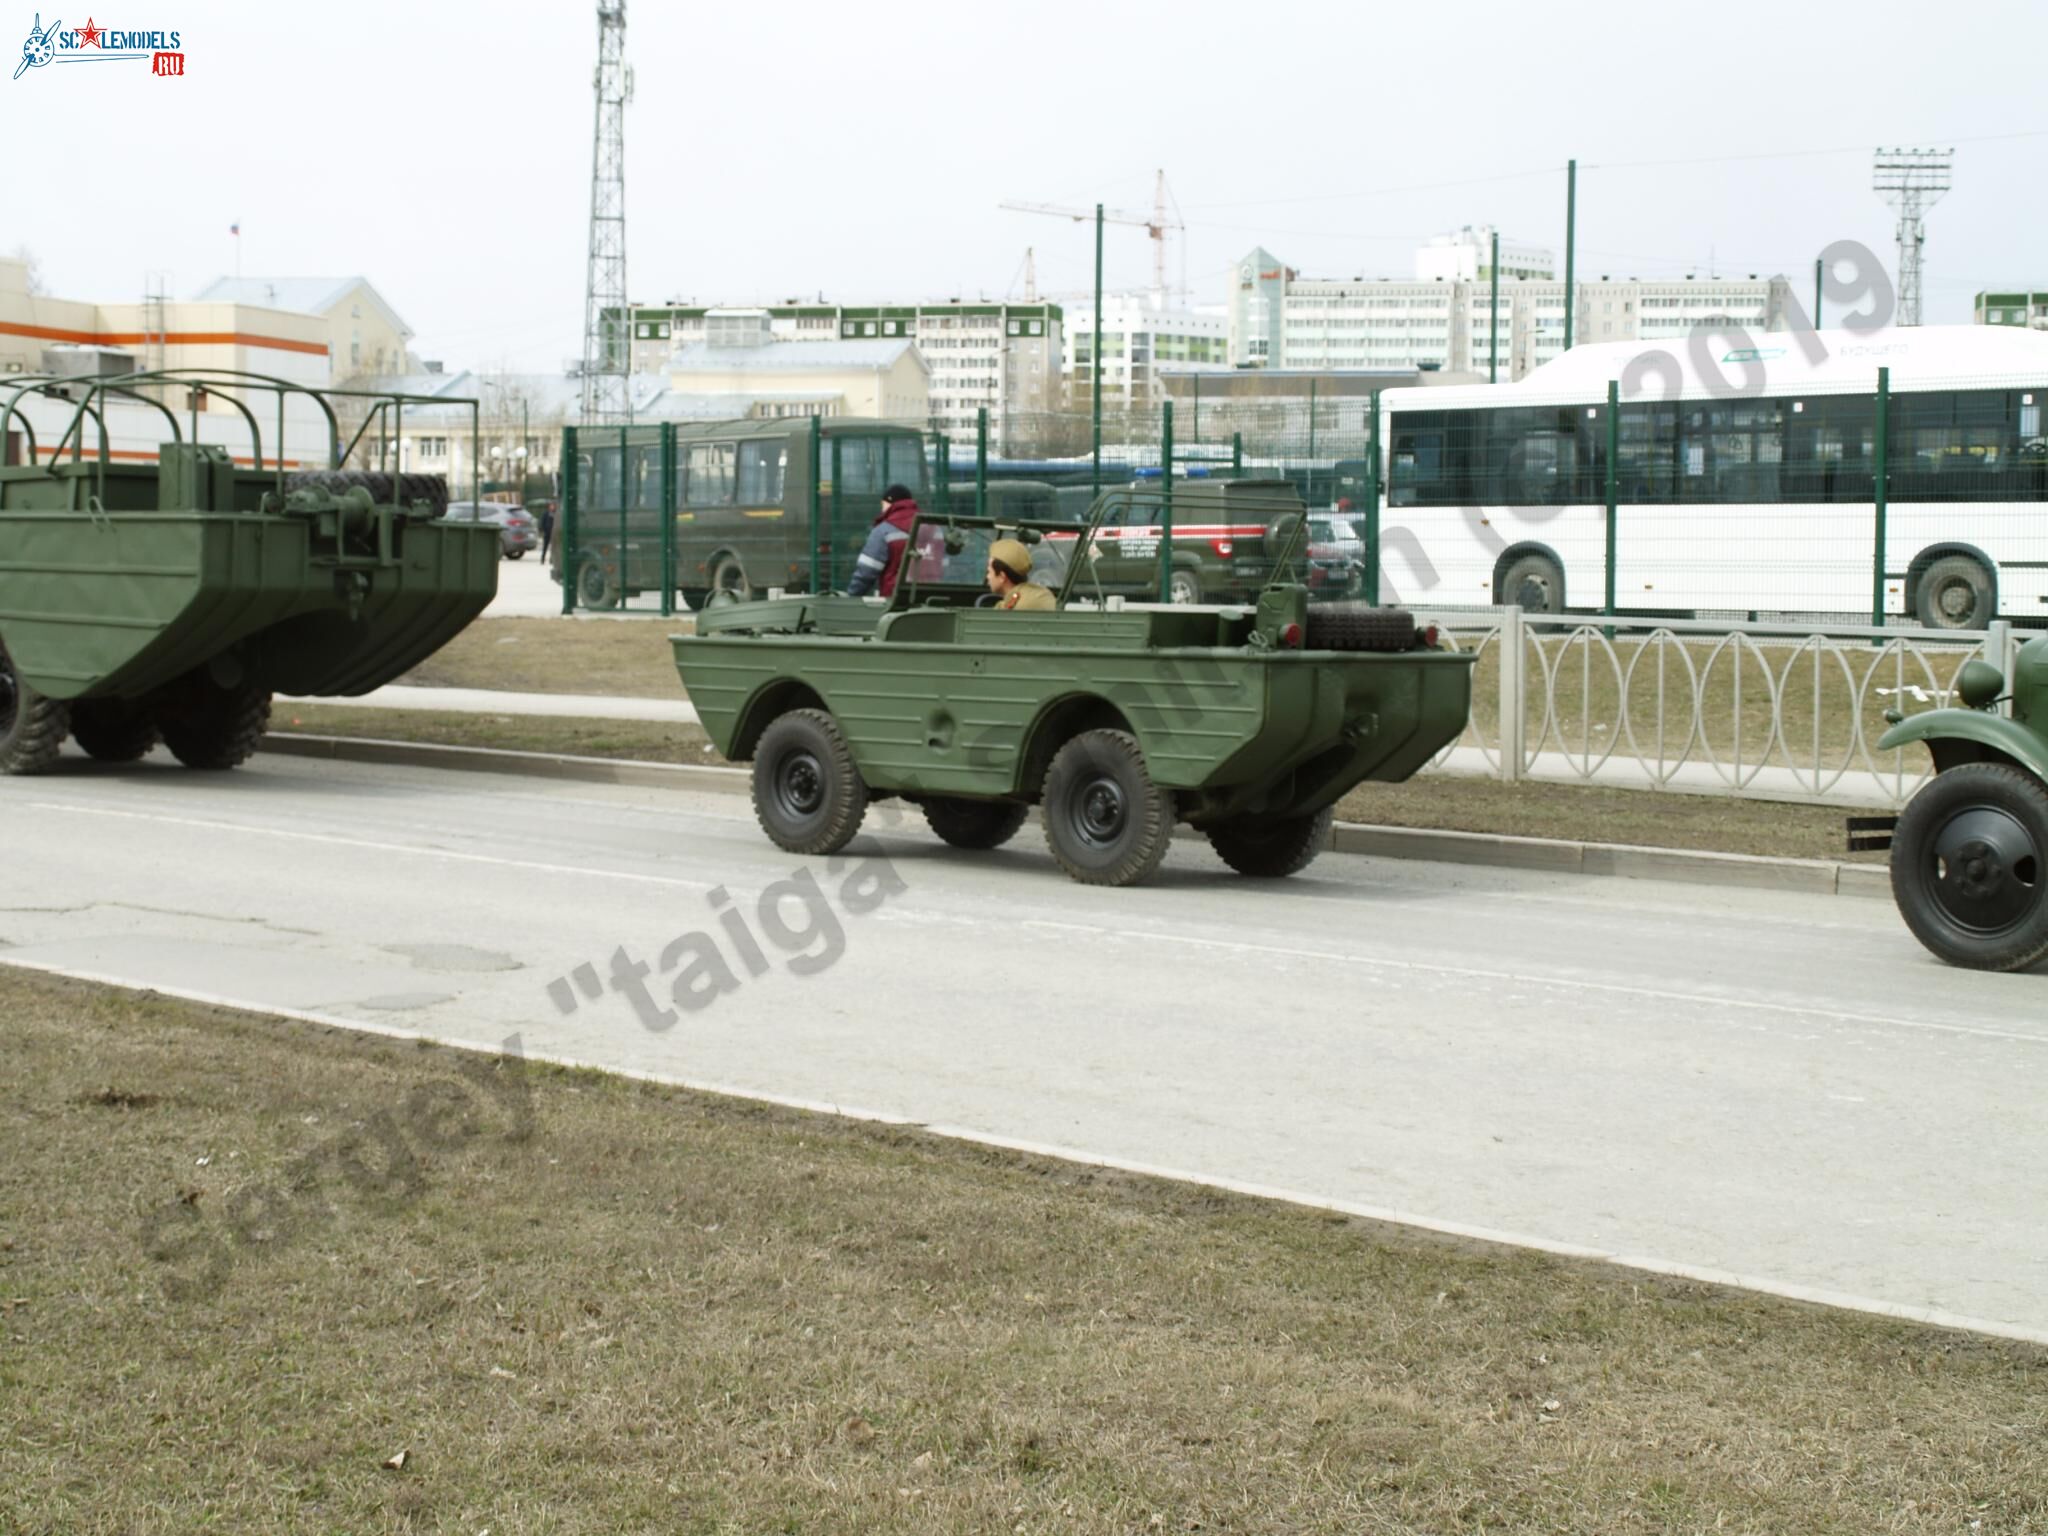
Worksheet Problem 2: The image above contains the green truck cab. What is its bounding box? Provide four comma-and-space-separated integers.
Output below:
672, 491, 1474, 886
1861, 634, 2048, 970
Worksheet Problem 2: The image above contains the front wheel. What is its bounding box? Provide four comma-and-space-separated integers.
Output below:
1207, 805, 1335, 878
577, 559, 620, 611
752, 708, 868, 856
922, 796, 1029, 850
1167, 568, 1203, 605
160, 684, 271, 771
1890, 763, 2048, 971
1914, 554, 1995, 631
505, 548, 526, 561
1499, 552, 1565, 613
1040, 729, 1173, 886
69, 698, 159, 764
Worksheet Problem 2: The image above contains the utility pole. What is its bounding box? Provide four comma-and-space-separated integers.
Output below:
1489, 229, 1500, 384
580, 3, 632, 425
1093, 204, 1103, 498
1872, 147, 1953, 328
1562, 159, 1577, 354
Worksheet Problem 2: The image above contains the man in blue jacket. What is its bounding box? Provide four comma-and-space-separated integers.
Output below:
845, 484, 922, 598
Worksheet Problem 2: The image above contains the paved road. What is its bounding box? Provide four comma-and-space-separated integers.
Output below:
6, 750, 2045, 1340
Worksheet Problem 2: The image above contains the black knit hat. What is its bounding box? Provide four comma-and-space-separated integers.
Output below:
883, 484, 914, 504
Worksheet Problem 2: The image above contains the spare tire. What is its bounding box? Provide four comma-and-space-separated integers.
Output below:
283, 470, 448, 516
1305, 603, 1418, 653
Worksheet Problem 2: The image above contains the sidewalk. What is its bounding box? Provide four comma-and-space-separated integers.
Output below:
283, 685, 700, 725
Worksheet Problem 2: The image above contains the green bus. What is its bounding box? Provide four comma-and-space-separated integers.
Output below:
560, 417, 930, 610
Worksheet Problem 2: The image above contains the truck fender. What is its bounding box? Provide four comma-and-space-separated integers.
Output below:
1877, 708, 2048, 783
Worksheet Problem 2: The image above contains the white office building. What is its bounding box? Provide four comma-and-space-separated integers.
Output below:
1231, 237, 1794, 381
1063, 292, 1231, 417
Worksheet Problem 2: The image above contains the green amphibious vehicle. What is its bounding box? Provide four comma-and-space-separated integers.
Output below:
0, 369, 500, 774
673, 489, 1475, 886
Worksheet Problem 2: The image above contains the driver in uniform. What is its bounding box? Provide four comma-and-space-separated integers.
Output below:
986, 538, 1055, 611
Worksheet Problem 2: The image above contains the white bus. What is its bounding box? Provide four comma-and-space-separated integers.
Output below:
1374, 325, 2048, 629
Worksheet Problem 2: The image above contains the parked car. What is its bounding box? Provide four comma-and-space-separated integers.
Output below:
444, 500, 539, 560
1304, 515, 1365, 595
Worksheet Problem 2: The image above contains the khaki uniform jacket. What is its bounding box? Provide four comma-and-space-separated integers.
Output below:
998, 583, 1056, 611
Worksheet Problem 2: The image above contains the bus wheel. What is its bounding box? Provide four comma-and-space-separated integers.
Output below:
711, 555, 756, 603
1499, 552, 1564, 613
577, 559, 620, 611
1914, 555, 1994, 630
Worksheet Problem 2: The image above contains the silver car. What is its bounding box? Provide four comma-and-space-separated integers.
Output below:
444, 500, 540, 560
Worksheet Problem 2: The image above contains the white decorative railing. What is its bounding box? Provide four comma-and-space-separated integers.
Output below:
1410, 609, 2018, 808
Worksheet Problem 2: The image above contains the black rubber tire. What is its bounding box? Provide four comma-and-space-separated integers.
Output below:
679, 588, 711, 612
1304, 603, 1418, 653
577, 559, 620, 611
1207, 805, 1335, 878
69, 698, 159, 764
711, 555, 756, 603
505, 549, 526, 561
1167, 567, 1203, 605
286, 470, 448, 516
398, 473, 449, 516
0, 639, 69, 776
1040, 728, 1173, 886
922, 796, 1030, 850
1890, 764, 2048, 971
1914, 554, 1995, 631
1499, 551, 1565, 613
752, 708, 868, 856
160, 685, 272, 771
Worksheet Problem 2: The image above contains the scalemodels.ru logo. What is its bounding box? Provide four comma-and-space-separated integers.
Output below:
14, 13, 185, 79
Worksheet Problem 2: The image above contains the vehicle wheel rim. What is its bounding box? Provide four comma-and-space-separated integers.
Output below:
0, 651, 16, 734
1515, 574, 1553, 611
1074, 775, 1127, 846
1935, 579, 1975, 623
1171, 576, 1198, 604
1928, 806, 2042, 935
580, 565, 608, 604
776, 750, 827, 820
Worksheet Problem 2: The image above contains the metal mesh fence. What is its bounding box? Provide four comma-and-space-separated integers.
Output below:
554, 360, 2048, 625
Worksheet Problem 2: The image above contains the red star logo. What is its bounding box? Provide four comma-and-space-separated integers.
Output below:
75, 17, 102, 47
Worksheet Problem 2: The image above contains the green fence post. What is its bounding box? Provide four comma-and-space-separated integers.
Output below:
660, 422, 675, 617
831, 435, 843, 592
1306, 379, 1318, 504
617, 424, 629, 609
1158, 399, 1175, 603
1232, 431, 1242, 475
560, 424, 578, 615
934, 431, 949, 517
1489, 230, 1500, 384
1364, 398, 1380, 606
1092, 203, 1104, 501
1603, 379, 1620, 637
1873, 365, 1890, 627
1192, 374, 1201, 440
975, 407, 988, 519
1814, 257, 1824, 331
807, 417, 822, 594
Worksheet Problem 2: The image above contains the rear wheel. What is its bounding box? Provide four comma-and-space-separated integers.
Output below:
69, 698, 159, 764
577, 558, 620, 611
1914, 554, 1995, 631
1499, 551, 1565, 614
1890, 764, 2048, 971
160, 684, 271, 771
1207, 805, 1335, 878
752, 708, 868, 856
1167, 567, 1203, 605
1040, 729, 1172, 886
0, 640, 69, 776
922, 796, 1029, 850
505, 548, 526, 561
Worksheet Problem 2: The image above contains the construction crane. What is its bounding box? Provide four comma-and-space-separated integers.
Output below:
1000, 169, 1184, 303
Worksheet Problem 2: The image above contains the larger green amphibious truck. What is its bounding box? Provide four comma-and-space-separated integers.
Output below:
0, 369, 500, 775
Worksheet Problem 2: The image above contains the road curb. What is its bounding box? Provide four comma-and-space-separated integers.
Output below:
262, 732, 1890, 898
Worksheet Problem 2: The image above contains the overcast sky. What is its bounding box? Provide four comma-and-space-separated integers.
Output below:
8, 0, 2042, 371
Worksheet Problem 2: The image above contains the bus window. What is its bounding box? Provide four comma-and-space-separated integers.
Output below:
629, 443, 662, 510
587, 444, 622, 508
1389, 422, 1445, 506
686, 442, 736, 505
886, 435, 927, 495
737, 440, 786, 505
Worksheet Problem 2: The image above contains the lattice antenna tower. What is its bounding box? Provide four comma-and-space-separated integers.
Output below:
580, 3, 633, 425
1872, 147, 1952, 328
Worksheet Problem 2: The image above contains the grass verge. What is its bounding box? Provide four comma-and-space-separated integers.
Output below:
394, 615, 688, 697
276, 704, 1882, 863
3, 966, 2044, 1533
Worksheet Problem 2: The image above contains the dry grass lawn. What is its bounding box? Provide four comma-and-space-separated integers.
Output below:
3, 966, 2045, 1533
